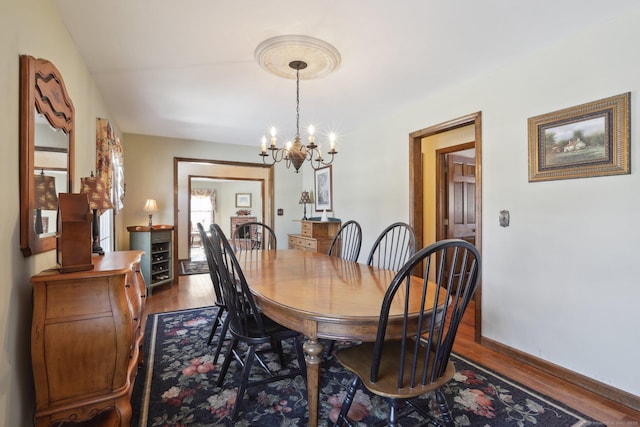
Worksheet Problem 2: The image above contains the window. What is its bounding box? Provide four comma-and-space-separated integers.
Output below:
191, 194, 214, 231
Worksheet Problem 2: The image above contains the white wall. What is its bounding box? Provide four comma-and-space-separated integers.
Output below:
1, 0, 121, 424
325, 11, 640, 396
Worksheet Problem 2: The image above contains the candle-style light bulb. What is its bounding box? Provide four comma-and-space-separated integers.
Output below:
270, 126, 277, 147
261, 135, 267, 153
329, 133, 336, 151
308, 125, 315, 144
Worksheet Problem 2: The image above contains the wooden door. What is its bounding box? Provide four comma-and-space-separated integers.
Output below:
447, 154, 476, 245
446, 154, 476, 292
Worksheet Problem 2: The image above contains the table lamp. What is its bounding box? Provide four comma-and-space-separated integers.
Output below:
298, 191, 313, 220
80, 171, 114, 255
144, 199, 159, 227
34, 170, 58, 234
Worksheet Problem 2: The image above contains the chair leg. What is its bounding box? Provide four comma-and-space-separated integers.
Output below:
231, 345, 256, 421
216, 337, 238, 387
271, 336, 285, 367
212, 314, 230, 363
325, 339, 335, 356
294, 336, 307, 381
388, 399, 402, 427
435, 389, 454, 427
334, 375, 360, 427
253, 352, 274, 377
207, 308, 224, 345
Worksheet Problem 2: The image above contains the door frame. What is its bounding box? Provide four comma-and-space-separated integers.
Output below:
409, 111, 482, 342
173, 157, 274, 263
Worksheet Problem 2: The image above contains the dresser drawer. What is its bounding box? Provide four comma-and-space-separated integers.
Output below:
288, 235, 318, 251
301, 222, 313, 237
151, 230, 171, 243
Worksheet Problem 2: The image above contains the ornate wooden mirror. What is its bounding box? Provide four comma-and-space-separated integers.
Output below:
20, 55, 75, 256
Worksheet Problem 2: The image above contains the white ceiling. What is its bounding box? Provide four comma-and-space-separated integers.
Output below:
52, 0, 639, 148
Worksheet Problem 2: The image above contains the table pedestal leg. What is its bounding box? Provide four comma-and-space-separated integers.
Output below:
303, 337, 324, 427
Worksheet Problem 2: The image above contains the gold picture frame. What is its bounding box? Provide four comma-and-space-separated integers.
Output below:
528, 92, 630, 182
235, 193, 251, 208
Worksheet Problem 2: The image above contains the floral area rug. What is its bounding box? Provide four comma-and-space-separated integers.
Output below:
131, 307, 604, 426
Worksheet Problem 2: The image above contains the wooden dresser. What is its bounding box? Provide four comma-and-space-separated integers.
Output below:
31, 251, 146, 427
288, 220, 341, 253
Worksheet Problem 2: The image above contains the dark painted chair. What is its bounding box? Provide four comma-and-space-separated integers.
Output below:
333, 239, 481, 427
366, 222, 417, 272
209, 223, 306, 421
196, 222, 228, 363
231, 221, 277, 251
327, 220, 362, 262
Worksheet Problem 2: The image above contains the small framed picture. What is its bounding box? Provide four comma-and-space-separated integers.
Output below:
314, 166, 333, 212
235, 193, 252, 208
528, 92, 630, 182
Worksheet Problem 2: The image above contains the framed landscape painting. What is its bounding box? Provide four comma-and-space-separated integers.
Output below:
235, 193, 251, 208
314, 166, 333, 212
528, 92, 630, 182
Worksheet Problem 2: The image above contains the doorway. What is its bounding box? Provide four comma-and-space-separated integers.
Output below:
187, 176, 264, 261
409, 112, 482, 342
173, 158, 274, 263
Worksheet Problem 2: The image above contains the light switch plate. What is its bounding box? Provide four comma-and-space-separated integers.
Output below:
499, 210, 510, 227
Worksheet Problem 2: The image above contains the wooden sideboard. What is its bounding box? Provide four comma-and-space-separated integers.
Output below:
288, 220, 341, 253
31, 251, 146, 427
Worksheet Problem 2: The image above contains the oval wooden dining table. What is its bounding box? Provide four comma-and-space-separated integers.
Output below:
236, 249, 446, 427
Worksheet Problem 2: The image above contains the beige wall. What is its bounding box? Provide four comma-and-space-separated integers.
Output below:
1, 0, 121, 425
120, 133, 302, 259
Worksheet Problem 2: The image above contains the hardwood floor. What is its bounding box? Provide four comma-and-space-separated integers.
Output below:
143, 274, 640, 425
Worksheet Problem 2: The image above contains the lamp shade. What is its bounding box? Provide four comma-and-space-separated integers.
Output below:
80, 173, 114, 210
299, 191, 313, 204
34, 172, 58, 210
144, 199, 158, 212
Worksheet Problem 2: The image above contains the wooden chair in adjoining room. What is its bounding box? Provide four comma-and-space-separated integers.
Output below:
327, 220, 362, 262
366, 221, 417, 272
231, 221, 277, 251
209, 223, 306, 421
333, 239, 481, 427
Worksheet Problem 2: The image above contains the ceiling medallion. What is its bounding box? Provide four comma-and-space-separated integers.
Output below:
255, 35, 341, 80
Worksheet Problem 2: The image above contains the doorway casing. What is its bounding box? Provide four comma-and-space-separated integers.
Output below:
409, 111, 482, 342
173, 157, 274, 262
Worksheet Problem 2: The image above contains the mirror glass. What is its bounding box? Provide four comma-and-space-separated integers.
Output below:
20, 55, 74, 256
33, 113, 69, 238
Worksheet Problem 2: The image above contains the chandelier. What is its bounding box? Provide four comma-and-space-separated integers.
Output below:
256, 35, 341, 173
260, 61, 337, 172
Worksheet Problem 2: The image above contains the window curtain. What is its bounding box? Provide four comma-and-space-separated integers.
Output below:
191, 189, 217, 221
96, 118, 125, 213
